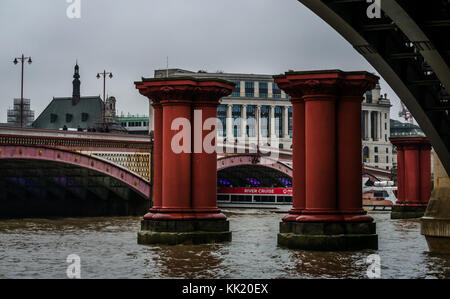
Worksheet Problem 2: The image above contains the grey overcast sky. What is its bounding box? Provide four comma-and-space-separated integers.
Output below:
0, 0, 405, 123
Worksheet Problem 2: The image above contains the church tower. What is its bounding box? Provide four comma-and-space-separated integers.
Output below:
72, 62, 81, 105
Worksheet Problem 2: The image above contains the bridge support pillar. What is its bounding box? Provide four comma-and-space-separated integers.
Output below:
144, 102, 163, 219
421, 150, 450, 253
390, 137, 431, 219
275, 70, 378, 251
274, 78, 305, 222
135, 78, 235, 245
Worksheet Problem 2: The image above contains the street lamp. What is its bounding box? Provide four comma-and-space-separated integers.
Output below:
13, 54, 32, 128
96, 70, 113, 130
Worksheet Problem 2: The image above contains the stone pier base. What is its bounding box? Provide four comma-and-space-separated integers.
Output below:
420, 150, 450, 254
421, 186, 450, 254
137, 219, 232, 245
277, 221, 378, 251
391, 205, 427, 219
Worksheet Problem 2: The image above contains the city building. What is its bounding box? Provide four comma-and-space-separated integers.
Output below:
117, 114, 150, 135
152, 68, 393, 169
390, 119, 426, 168
361, 85, 393, 170
390, 119, 425, 137
4, 98, 35, 127
33, 63, 125, 133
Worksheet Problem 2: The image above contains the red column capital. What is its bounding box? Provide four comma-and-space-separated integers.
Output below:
339, 72, 379, 97
282, 71, 343, 99
135, 78, 200, 103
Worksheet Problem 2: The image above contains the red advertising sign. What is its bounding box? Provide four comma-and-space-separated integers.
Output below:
217, 187, 293, 195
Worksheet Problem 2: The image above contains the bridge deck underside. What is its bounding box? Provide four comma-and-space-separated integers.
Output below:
218, 165, 292, 188
0, 159, 149, 218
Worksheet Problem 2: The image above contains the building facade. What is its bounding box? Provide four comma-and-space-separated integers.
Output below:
117, 114, 150, 135
390, 119, 426, 168
151, 68, 393, 169
33, 63, 125, 133
6, 98, 35, 127
361, 85, 393, 170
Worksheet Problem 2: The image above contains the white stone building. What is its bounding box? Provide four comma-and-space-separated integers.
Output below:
362, 84, 393, 170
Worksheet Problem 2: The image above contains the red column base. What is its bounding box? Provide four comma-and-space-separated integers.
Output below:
143, 208, 163, 220
296, 209, 373, 223
146, 208, 227, 220
393, 203, 428, 207
282, 209, 304, 222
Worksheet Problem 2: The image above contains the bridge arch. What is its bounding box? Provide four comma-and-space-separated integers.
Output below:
217, 155, 293, 177
0, 145, 150, 198
217, 155, 293, 188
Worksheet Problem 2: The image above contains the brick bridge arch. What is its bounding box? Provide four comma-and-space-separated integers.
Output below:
217, 155, 293, 178
0, 145, 150, 198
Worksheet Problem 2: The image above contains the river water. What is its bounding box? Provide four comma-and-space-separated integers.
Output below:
0, 209, 449, 279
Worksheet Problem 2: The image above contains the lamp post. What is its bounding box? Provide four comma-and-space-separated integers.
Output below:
96, 70, 113, 130
13, 54, 32, 128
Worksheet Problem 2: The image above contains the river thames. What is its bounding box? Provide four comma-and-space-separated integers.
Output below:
0, 209, 449, 279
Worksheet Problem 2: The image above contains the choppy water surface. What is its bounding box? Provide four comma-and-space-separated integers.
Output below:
0, 209, 449, 279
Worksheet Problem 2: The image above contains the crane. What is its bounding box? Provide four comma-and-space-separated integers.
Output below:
398, 102, 414, 124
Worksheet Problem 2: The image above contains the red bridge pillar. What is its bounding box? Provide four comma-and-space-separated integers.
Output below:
135, 77, 234, 245
390, 137, 431, 219
144, 101, 162, 218
274, 77, 305, 221
276, 70, 378, 251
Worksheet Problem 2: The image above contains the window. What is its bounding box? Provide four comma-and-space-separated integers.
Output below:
231, 81, 240, 97
217, 105, 227, 137
365, 91, 372, 103
370, 112, 376, 139
232, 105, 241, 137
288, 107, 293, 138
246, 105, 256, 137
363, 146, 369, 162
260, 106, 270, 137
385, 122, 387, 130
275, 106, 283, 137
386, 156, 389, 163
361, 111, 366, 140
259, 82, 268, 98
273, 83, 281, 98
81, 113, 88, 122
375, 155, 379, 163
385, 113, 387, 119
245, 81, 254, 98
50, 114, 57, 123
386, 148, 389, 154
66, 114, 73, 123
374, 147, 378, 153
